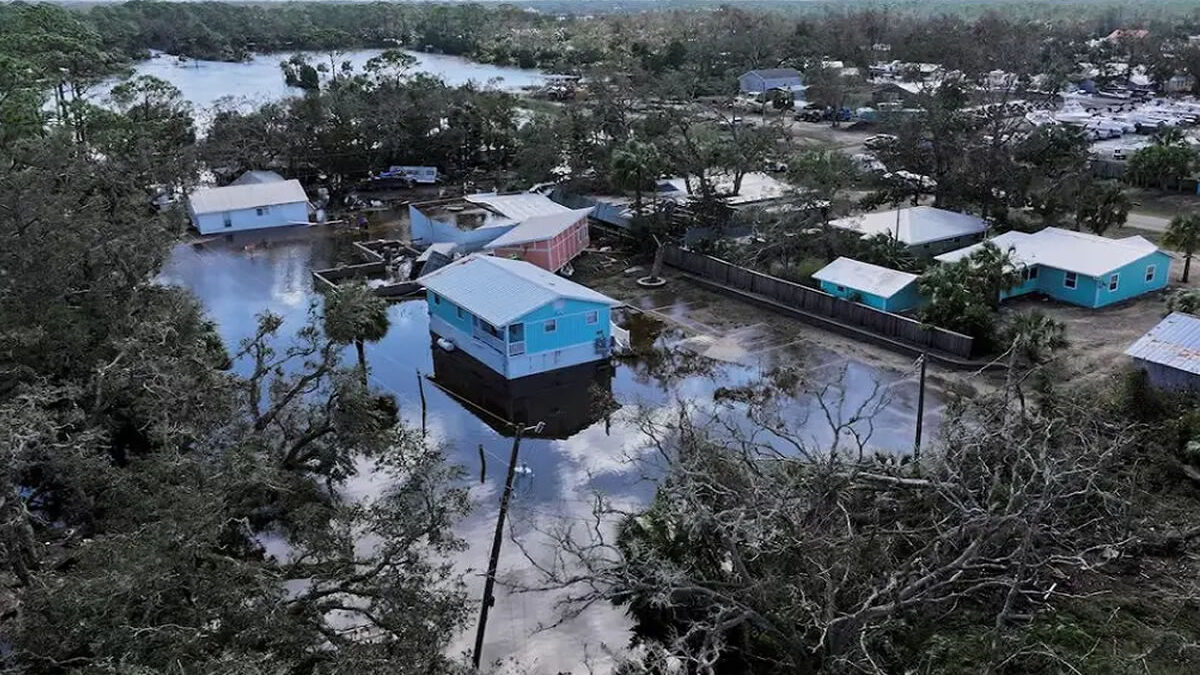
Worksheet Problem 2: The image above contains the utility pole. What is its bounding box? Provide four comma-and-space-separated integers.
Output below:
472, 420, 541, 670
913, 353, 927, 461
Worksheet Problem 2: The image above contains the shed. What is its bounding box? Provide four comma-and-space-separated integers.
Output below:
1125, 312, 1200, 391
811, 257, 922, 312
739, 68, 804, 94
230, 170, 285, 186
187, 179, 310, 235
484, 207, 594, 272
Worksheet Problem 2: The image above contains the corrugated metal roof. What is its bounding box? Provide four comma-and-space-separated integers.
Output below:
464, 192, 570, 221
189, 180, 308, 215
811, 257, 918, 298
484, 208, 592, 249
1125, 312, 1200, 375
417, 254, 619, 327
830, 206, 987, 246
936, 227, 1160, 277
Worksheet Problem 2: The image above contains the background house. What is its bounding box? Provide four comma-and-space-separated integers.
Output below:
484, 207, 594, 272
410, 193, 588, 271
1125, 312, 1200, 391
828, 206, 988, 256
936, 227, 1170, 308
418, 255, 620, 379
739, 68, 804, 94
812, 257, 922, 312
187, 177, 309, 235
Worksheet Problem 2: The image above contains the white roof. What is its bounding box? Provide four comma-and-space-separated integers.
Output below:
935, 227, 1159, 277
829, 206, 987, 246
464, 192, 570, 221
189, 179, 308, 215
484, 208, 593, 249
417, 254, 619, 327
1125, 312, 1200, 375
811, 257, 919, 298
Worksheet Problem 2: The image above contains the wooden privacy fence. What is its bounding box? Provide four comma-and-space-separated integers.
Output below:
663, 247, 975, 358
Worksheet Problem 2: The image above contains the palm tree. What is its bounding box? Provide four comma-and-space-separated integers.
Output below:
322, 281, 390, 383
1164, 213, 1200, 283
610, 139, 660, 216
1001, 310, 1067, 412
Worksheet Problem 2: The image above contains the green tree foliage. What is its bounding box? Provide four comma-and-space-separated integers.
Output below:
322, 281, 392, 380
1164, 212, 1200, 283
0, 130, 472, 672
918, 242, 1021, 341
611, 138, 664, 215
1072, 180, 1130, 236
1127, 131, 1197, 191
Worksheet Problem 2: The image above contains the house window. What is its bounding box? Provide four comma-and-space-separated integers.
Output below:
577, 225, 587, 243
255, 206, 269, 216
836, 285, 847, 293
456, 306, 465, 319
1146, 265, 1156, 282
223, 213, 232, 228
1023, 266, 1039, 281
1108, 273, 1119, 292
1064, 272, 1077, 289
544, 319, 557, 333
586, 311, 598, 325
433, 293, 441, 305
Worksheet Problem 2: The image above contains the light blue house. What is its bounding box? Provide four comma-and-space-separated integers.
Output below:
187, 177, 309, 235
739, 68, 804, 94
812, 257, 922, 312
409, 192, 572, 252
418, 254, 621, 379
936, 227, 1170, 308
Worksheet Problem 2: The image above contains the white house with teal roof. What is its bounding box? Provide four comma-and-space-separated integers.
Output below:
936, 227, 1170, 309
418, 254, 621, 379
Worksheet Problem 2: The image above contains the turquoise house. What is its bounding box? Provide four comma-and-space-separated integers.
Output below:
812, 257, 922, 312
936, 227, 1171, 309
417, 254, 621, 379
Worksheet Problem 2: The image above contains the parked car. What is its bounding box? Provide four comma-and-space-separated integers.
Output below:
851, 153, 887, 174
863, 133, 898, 150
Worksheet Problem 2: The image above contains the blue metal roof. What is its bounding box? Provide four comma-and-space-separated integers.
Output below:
1124, 312, 1200, 375
417, 254, 619, 327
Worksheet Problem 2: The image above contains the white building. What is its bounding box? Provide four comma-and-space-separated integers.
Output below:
828, 206, 988, 256
188, 177, 309, 235
739, 68, 804, 94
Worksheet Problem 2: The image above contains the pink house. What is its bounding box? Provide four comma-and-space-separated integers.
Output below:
484, 207, 593, 272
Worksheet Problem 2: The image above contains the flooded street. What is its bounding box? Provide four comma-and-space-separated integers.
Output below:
159, 227, 943, 672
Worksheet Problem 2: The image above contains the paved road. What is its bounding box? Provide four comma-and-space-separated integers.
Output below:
1127, 210, 1171, 232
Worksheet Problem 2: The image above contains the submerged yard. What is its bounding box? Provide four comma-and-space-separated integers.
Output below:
159, 225, 947, 671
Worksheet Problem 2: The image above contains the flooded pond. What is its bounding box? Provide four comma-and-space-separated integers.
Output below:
96, 48, 548, 113
159, 226, 941, 672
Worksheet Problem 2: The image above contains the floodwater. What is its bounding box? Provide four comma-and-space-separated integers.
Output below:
158, 226, 941, 673
96, 48, 548, 112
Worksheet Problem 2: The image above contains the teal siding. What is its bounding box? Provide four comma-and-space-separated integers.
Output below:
887, 283, 922, 312
1092, 251, 1171, 307
519, 299, 611, 355
425, 291, 611, 355
819, 280, 920, 312
1036, 266, 1100, 307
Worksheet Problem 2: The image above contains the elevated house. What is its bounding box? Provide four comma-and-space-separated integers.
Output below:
418, 255, 621, 379
739, 68, 804, 95
812, 257, 922, 312
188, 175, 310, 235
936, 227, 1170, 309
828, 206, 988, 256
410, 193, 592, 272
1125, 312, 1200, 391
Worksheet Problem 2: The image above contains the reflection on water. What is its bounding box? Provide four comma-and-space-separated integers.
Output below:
96, 49, 549, 114
429, 344, 618, 440
159, 230, 942, 673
